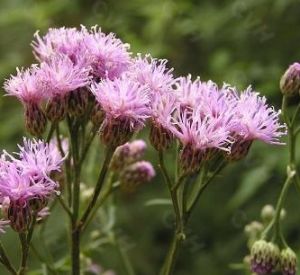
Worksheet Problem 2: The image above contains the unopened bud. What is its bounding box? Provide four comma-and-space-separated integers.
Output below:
244, 221, 263, 237
280, 63, 300, 96
45, 94, 68, 122
250, 240, 280, 274
261, 205, 275, 223
111, 140, 147, 171
150, 123, 174, 151
25, 102, 47, 137
280, 247, 297, 275
68, 87, 89, 117
120, 161, 155, 192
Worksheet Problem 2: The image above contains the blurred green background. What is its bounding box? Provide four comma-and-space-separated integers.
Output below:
1, 0, 300, 274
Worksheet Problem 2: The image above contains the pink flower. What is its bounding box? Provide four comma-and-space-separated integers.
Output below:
232, 87, 286, 144
1, 138, 65, 201
39, 54, 91, 97
4, 65, 46, 104
151, 90, 177, 130
84, 26, 131, 80
128, 54, 175, 95
91, 78, 151, 130
32, 26, 89, 66
171, 107, 232, 152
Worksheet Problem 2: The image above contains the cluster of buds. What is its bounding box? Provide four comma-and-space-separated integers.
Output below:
110, 140, 155, 192
242, 205, 297, 275
250, 240, 298, 275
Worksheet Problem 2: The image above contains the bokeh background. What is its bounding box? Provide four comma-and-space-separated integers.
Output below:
1, 0, 300, 274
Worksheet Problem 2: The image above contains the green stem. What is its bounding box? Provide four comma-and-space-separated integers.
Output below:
159, 151, 186, 275
18, 233, 29, 275
0, 241, 17, 275
114, 237, 135, 275
79, 127, 97, 166
46, 123, 56, 143
78, 146, 115, 230
160, 232, 182, 275
57, 195, 73, 218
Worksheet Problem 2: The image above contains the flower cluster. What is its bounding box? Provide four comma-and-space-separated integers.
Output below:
4, 25, 285, 170
0, 138, 65, 232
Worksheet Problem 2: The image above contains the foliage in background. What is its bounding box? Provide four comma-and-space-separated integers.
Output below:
0, 0, 300, 274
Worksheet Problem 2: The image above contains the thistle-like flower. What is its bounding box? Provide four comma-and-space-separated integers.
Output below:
91, 78, 150, 146
227, 87, 286, 160
3, 66, 47, 136
0, 138, 65, 231
84, 26, 131, 80
171, 107, 232, 174
40, 54, 91, 121
32, 26, 89, 66
128, 54, 175, 95
150, 91, 177, 151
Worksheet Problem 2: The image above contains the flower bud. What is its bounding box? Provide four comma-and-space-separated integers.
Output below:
244, 221, 263, 237
111, 140, 147, 171
120, 161, 155, 192
68, 87, 89, 117
150, 124, 174, 151
250, 240, 280, 274
280, 63, 300, 96
280, 248, 297, 275
25, 102, 47, 137
90, 103, 105, 128
180, 145, 202, 174
45, 94, 68, 122
261, 205, 275, 224
99, 118, 134, 147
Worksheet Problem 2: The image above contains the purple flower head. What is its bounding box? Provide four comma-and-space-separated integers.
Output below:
171, 107, 232, 152
2, 138, 65, 201
128, 54, 175, 95
32, 26, 89, 66
151, 90, 177, 130
85, 26, 131, 80
4, 65, 46, 104
232, 86, 286, 144
174, 75, 203, 110
91, 78, 151, 130
39, 54, 91, 97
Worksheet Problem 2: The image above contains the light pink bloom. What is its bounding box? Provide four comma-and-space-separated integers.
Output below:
91, 78, 150, 130
128, 54, 175, 95
232, 87, 286, 144
39, 54, 91, 97
85, 26, 131, 80
4, 65, 46, 104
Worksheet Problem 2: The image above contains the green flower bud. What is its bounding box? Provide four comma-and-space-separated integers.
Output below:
261, 205, 275, 223
280, 248, 297, 275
